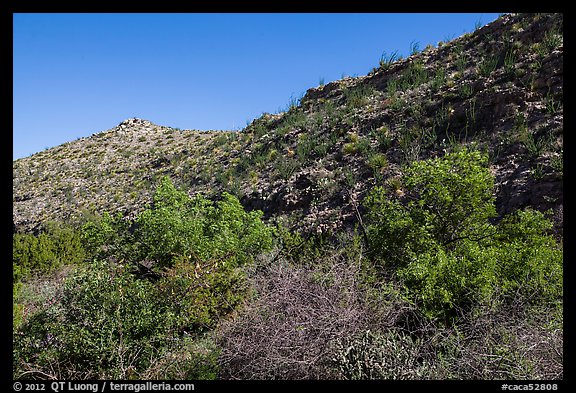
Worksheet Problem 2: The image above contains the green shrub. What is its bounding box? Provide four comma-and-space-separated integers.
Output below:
364, 148, 562, 321
13, 223, 86, 282
13, 260, 216, 379
84, 176, 274, 270
156, 257, 247, 330
403, 149, 497, 246
367, 153, 389, 173
365, 149, 496, 266
84, 176, 275, 325
13, 233, 57, 281
81, 211, 133, 261
14, 177, 275, 379
495, 209, 563, 300
13, 282, 25, 330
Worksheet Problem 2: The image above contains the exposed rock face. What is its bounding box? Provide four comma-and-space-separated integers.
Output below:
13, 13, 562, 238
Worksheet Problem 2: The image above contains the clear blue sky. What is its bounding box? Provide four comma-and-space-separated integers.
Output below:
13, 13, 501, 160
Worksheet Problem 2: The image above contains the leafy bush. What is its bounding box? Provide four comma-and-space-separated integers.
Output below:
81, 211, 132, 261
80, 176, 275, 329
14, 177, 274, 379
494, 209, 563, 300
13, 260, 218, 379
364, 148, 562, 321
13, 233, 56, 281
84, 176, 274, 270
156, 257, 247, 330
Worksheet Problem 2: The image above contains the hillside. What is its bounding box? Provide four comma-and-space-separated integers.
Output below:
12, 12, 564, 381
13, 13, 563, 238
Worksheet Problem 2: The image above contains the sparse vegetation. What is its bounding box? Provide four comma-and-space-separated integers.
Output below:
430, 67, 447, 92
543, 27, 562, 52
504, 48, 518, 74
397, 60, 429, 91
379, 50, 401, 70
344, 84, 376, 108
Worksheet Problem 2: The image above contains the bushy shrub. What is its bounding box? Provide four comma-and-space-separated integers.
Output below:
13, 260, 218, 379
13, 223, 86, 329
81, 211, 132, 260
83, 176, 274, 270
217, 251, 375, 379
13, 233, 58, 281
14, 177, 274, 379
156, 257, 247, 330
364, 148, 562, 321
494, 209, 563, 301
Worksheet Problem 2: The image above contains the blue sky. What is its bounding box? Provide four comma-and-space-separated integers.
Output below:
13, 13, 501, 160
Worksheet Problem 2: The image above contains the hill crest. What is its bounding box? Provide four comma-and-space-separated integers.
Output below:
13, 13, 563, 238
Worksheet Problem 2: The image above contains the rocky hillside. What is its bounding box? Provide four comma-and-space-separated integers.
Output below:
13, 13, 563, 237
